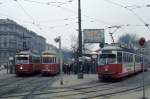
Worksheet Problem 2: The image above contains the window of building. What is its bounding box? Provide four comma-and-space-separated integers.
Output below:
3, 37, 8, 48
3, 52, 6, 58
0, 52, 2, 58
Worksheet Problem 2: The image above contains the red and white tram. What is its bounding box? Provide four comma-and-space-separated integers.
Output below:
15, 51, 41, 76
97, 45, 148, 80
41, 51, 59, 76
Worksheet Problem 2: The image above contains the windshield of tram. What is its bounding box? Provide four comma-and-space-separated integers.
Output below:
15, 57, 29, 64
99, 54, 116, 66
42, 57, 51, 63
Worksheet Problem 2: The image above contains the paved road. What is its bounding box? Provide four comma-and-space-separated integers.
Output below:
0, 74, 59, 99
0, 70, 150, 99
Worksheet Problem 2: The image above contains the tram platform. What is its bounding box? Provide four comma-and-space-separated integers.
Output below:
51, 74, 150, 99
51, 74, 98, 88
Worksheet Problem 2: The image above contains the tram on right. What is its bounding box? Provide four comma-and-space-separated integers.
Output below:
97, 44, 148, 80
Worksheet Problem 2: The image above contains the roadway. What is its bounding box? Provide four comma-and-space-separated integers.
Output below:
0, 69, 150, 99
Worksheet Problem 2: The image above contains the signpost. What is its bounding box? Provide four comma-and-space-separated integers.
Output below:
83, 29, 105, 43
55, 36, 63, 85
139, 37, 148, 99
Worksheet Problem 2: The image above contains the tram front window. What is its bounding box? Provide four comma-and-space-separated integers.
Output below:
16, 57, 28, 64
43, 57, 51, 63
99, 54, 116, 65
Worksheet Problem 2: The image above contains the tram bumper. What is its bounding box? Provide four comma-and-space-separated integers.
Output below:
41, 69, 55, 75
16, 70, 33, 75
98, 71, 117, 79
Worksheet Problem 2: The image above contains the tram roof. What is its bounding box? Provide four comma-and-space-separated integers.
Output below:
16, 50, 40, 56
101, 45, 138, 53
42, 50, 57, 55
101, 45, 122, 51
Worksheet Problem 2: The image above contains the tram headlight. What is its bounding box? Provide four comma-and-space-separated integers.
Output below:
20, 66, 23, 70
105, 68, 108, 71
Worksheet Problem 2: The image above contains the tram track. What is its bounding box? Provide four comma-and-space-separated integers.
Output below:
0, 76, 24, 88
21, 78, 53, 99
0, 81, 115, 98
83, 83, 150, 99
0, 75, 47, 96
35, 82, 150, 99
0, 80, 148, 99
0, 72, 150, 99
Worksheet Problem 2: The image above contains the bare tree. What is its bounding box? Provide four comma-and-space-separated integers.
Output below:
70, 34, 78, 55
118, 33, 139, 49
70, 34, 94, 57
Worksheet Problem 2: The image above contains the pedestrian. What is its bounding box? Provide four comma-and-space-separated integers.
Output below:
63, 63, 67, 74
66, 64, 70, 75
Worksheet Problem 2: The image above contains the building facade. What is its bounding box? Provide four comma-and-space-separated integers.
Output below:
0, 19, 46, 65
46, 43, 58, 52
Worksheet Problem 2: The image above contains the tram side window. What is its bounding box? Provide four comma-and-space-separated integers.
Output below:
136, 56, 139, 63
123, 53, 126, 63
123, 53, 131, 63
31, 56, 40, 64
53, 57, 55, 63
136, 56, 141, 63
29, 57, 32, 63
52, 57, 54, 63
131, 54, 133, 62
55, 57, 57, 63
49, 57, 52, 63
135, 55, 139, 63
117, 52, 122, 63
128, 54, 131, 62
128, 54, 130, 62
54, 57, 56, 63
138, 56, 140, 63
135, 55, 137, 62
126, 53, 129, 62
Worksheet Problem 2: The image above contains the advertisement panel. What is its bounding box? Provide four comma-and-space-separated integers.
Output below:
83, 29, 104, 43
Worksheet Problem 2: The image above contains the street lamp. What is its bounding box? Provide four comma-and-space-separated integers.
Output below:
55, 36, 63, 85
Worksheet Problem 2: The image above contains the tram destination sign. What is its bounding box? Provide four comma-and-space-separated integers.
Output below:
83, 29, 105, 43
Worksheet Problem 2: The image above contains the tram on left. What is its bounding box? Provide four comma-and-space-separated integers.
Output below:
15, 51, 41, 76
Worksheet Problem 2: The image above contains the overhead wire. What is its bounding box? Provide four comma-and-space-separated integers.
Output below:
125, 5, 150, 10
23, 0, 74, 6
0, 0, 13, 4
13, 0, 45, 33
0, 12, 41, 27
103, 0, 150, 33
15, 0, 80, 35
23, 0, 113, 26
15, 0, 150, 38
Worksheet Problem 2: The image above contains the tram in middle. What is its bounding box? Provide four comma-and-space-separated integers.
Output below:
41, 51, 59, 76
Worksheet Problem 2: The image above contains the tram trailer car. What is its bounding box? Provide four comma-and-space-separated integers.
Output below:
41, 51, 59, 76
15, 51, 41, 76
97, 45, 148, 80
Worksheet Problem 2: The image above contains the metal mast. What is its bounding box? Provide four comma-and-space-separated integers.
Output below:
78, 0, 82, 57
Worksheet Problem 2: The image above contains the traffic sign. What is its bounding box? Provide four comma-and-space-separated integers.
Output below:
139, 37, 146, 47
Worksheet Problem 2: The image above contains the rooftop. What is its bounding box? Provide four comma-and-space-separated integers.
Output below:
0, 18, 17, 24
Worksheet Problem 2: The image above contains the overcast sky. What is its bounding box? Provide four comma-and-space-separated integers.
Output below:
0, 0, 150, 49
